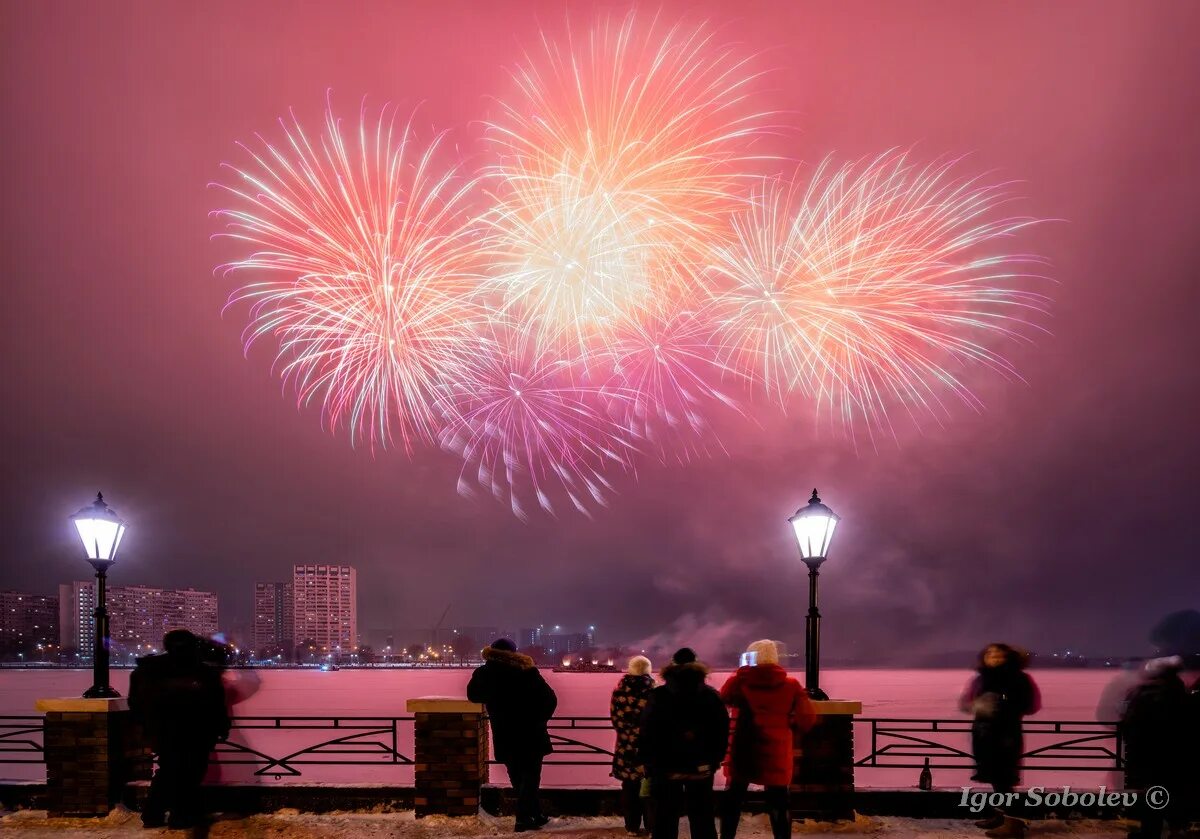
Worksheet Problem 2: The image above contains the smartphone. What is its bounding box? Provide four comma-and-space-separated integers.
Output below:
739, 651, 758, 667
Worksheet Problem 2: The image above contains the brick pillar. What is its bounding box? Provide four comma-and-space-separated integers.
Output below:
406, 697, 489, 817
791, 700, 861, 820
36, 698, 152, 817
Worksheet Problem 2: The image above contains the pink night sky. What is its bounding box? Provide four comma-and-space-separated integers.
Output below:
2, 1, 1198, 661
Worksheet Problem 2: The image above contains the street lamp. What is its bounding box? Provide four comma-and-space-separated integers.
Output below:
71, 492, 126, 699
788, 489, 840, 701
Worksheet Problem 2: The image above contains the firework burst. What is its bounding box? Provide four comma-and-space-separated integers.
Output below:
599, 303, 740, 462
707, 153, 1049, 437
480, 12, 767, 359
436, 324, 638, 520
212, 102, 483, 452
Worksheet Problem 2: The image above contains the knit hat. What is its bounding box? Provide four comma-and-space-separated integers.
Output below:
491, 638, 517, 652
747, 639, 780, 666
672, 647, 697, 665
627, 655, 652, 676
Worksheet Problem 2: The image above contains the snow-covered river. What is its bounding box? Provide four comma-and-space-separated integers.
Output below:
0, 667, 1128, 788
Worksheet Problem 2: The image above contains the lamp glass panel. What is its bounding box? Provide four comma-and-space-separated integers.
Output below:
74, 518, 124, 562
791, 514, 835, 560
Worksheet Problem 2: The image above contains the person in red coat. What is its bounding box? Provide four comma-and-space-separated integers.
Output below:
718, 640, 816, 839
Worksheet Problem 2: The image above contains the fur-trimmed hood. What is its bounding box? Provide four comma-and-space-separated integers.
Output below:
482, 646, 537, 670
662, 659, 710, 693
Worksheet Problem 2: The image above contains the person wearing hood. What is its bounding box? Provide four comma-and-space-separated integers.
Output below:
958, 643, 1041, 838
1186, 673, 1200, 830
128, 629, 230, 830
638, 648, 729, 839
1121, 656, 1188, 839
467, 638, 558, 832
718, 640, 816, 839
611, 655, 657, 835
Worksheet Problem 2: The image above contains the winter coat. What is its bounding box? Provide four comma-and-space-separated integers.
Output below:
959, 662, 1040, 789
1121, 670, 1188, 789
611, 674, 655, 781
719, 663, 816, 786
128, 651, 230, 753
638, 661, 730, 779
467, 647, 558, 764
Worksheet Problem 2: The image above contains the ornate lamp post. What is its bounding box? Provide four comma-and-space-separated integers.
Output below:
788, 489, 840, 701
71, 492, 126, 699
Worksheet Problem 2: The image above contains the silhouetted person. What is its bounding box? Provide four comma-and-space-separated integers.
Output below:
611, 655, 657, 835
1096, 659, 1145, 722
958, 643, 1041, 838
128, 629, 230, 829
467, 638, 557, 831
1122, 656, 1188, 839
718, 640, 816, 839
639, 648, 729, 839
1185, 674, 1200, 829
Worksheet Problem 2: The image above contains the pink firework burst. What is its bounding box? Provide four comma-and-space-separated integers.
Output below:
479, 12, 769, 361
212, 101, 484, 453
707, 153, 1050, 439
436, 325, 639, 520
600, 303, 741, 463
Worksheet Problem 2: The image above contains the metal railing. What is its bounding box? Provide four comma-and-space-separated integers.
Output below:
0, 717, 44, 763
854, 718, 1122, 771
0, 715, 1125, 779
213, 716, 416, 777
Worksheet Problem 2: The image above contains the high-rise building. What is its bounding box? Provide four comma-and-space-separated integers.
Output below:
0, 591, 59, 659
59, 580, 95, 658
59, 582, 218, 660
252, 582, 294, 653
292, 565, 357, 653
543, 632, 591, 656
518, 626, 542, 650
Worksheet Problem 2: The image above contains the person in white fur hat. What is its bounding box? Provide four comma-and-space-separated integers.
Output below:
610, 655, 656, 835
718, 640, 815, 839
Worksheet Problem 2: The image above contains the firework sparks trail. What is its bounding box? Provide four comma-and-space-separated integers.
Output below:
436, 324, 639, 520
707, 153, 1050, 439
480, 12, 769, 360
212, 101, 484, 453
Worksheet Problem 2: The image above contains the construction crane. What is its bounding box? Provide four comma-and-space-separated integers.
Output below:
429, 603, 452, 651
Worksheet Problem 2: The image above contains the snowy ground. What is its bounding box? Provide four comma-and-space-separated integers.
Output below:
0, 808, 1137, 839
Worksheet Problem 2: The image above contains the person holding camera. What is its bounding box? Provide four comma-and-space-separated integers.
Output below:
718, 640, 815, 839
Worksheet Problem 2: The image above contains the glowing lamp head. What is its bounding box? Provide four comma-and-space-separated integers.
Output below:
71, 492, 126, 568
788, 489, 839, 567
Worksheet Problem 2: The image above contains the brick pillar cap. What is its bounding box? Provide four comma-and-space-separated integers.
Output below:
810, 700, 862, 715
36, 697, 129, 712
406, 697, 484, 713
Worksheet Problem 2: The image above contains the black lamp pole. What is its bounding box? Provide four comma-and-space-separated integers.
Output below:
789, 488, 839, 703
73, 491, 125, 700
84, 559, 119, 699
803, 556, 828, 701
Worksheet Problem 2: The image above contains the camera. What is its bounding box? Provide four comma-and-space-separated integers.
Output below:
739, 651, 758, 667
